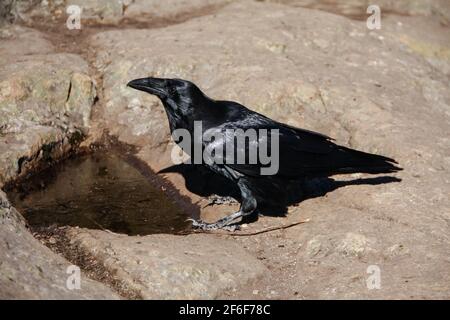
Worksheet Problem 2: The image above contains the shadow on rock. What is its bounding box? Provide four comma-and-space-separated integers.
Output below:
159, 164, 401, 222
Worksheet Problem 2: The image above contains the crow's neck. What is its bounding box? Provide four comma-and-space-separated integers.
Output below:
161, 94, 217, 133
161, 100, 193, 133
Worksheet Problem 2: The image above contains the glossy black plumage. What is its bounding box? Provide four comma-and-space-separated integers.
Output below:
127, 77, 401, 230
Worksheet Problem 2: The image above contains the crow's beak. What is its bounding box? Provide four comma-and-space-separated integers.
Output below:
127, 77, 167, 97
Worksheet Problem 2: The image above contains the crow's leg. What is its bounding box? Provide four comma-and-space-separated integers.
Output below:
205, 195, 237, 207
190, 180, 257, 231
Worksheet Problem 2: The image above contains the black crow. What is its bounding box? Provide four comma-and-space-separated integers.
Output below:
127, 77, 401, 230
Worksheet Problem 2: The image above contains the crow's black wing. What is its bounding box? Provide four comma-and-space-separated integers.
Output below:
217, 115, 336, 178
206, 102, 399, 178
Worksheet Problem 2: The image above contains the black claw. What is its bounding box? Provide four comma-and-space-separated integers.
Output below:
204, 195, 237, 208
187, 218, 240, 232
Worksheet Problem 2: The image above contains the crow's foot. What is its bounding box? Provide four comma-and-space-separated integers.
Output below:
187, 211, 243, 231
188, 219, 240, 231
205, 195, 237, 207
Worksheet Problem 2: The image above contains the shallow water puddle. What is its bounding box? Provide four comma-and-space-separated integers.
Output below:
7, 152, 190, 235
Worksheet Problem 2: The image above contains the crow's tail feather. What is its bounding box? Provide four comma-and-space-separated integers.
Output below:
332, 146, 402, 174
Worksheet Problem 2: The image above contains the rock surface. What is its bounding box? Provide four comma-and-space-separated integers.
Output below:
64, 228, 266, 299
0, 25, 96, 186
0, 191, 120, 299
1, 0, 231, 25
270, 0, 450, 24
123, 0, 230, 22
0, 0, 449, 299
89, 0, 450, 299
4, 0, 450, 25
0, 24, 117, 299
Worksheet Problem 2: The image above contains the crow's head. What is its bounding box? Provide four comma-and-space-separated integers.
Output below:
127, 77, 204, 106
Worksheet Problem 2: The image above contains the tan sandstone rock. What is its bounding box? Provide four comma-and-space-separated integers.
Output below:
88, 0, 450, 299
0, 191, 120, 299
65, 228, 267, 299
